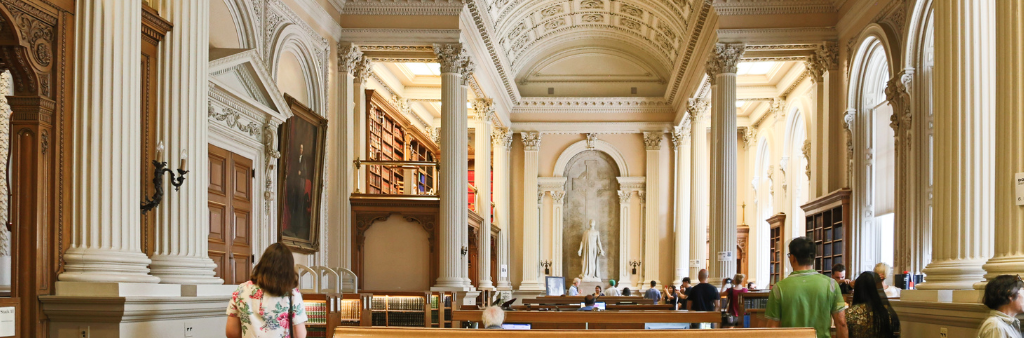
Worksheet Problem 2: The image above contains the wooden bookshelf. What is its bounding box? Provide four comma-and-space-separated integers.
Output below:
801, 189, 852, 275
429, 291, 458, 328
366, 291, 430, 327
302, 293, 344, 338
365, 90, 438, 195
337, 293, 373, 327
767, 213, 786, 286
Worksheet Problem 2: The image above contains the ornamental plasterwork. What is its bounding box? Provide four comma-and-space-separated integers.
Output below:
262, 0, 330, 114
521, 131, 542, 150
341, 0, 465, 16
706, 43, 746, 78
0, 71, 10, 257
492, 127, 513, 149
513, 97, 673, 114
643, 132, 664, 150
802, 140, 811, 179
710, 0, 840, 16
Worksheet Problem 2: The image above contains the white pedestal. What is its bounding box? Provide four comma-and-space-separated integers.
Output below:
56, 282, 181, 297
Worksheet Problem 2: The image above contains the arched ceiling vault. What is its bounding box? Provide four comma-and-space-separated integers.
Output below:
486, 0, 701, 96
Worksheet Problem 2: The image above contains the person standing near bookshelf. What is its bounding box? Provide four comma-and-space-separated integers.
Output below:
226, 243, 308, 338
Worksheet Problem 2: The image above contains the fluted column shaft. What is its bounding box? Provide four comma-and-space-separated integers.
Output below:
146, 0, 220, 285
352, 58, 373, 193
918, 0, 995, 291
432, 44, 469, 290
643, 132, 663, 286
493, 128, 513, 290
551, 189, 565, 277
473, 100, 494, 290
459, 62, 474, 288
707, 43, 743, 285
60, 0, 158, 283
335, 44, 361, 269
981, 0, 1024, 283
672, 121, 692, 286
520, 132, 544, 291
689, 105, 710, 279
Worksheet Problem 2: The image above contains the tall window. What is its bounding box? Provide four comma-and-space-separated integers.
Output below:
754, 139, 773, 287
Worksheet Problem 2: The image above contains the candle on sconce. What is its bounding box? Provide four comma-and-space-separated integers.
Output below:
156, 141, 165, 162
180, 148, 188, 170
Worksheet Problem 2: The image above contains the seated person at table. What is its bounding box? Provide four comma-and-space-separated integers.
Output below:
594, 285, 605, 297
622, 287, 632, 296
664, 285, 681, 309
481, 306, 505, 329
766, 237, 848, 338
568, 278, 582, 296
644, 281, 662, 301
605, 279, 622, 296
579, 295, 598, 311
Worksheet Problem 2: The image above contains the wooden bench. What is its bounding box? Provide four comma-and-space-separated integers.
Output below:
523, 296, 655, 309
333, 326, 817, 337
513, 304, 677, 311
452, 309, 721, 329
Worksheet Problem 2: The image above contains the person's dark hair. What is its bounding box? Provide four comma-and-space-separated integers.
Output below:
851, 272, 900, 338
682, 277, 691, 284
788, 236, 816, 266
250, 243, 298, 297
583, 294, 596, 306
983, 275, 1024, 310
832, 263, 846, 273
622, 287, 632, 296
650, 280, 657, 287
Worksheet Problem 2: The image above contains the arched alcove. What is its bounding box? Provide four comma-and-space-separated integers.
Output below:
362, 215, 432, 290
561, 150, 621, 280
276, 50, 310, 106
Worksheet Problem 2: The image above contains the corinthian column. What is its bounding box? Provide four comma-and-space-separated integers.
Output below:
980, 0, 1024, 283
805, 43, 839, 198
642, 132, 663, 286
618, 190, 632, 284
706, 43, 744, 285
60, 0, 159, 284
352, 57, 373, 193
492, 128, 513, 290
473, 99, 494, 290
917, 0, 995, 291
689, 99, 710, 279
146, 0, 221, 285
335, 44, 362, 269
672, 119, 692, 286
886, 72, 918, 277
432, 44, 470, 291
520, 132, 544, 291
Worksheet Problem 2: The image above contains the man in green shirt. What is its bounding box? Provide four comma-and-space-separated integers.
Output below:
766, 236, 848, 338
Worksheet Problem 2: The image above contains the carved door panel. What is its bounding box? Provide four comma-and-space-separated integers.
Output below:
468, 227, 479, 287
208, 145, 253, 284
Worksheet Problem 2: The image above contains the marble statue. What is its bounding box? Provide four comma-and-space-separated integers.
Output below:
577, 220, 604, 282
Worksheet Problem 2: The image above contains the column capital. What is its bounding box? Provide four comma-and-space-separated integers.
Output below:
672, 120, 690, 149
805, 41, 839, 82
742, 127, 756, 148
637, 190, 647, 204
551, 190, 566, 204
353, 57, 374, 84
460, 57, 476, 86
706, 43, 746, 79
618, 190, 632, 204
522, 131, 541, 151
433, 43, 468, 74
492, 127, 512, 149
338, 43, 363, 74
643, 131, 664, 150
472, 98, 495, 122
687, 97, 709, 121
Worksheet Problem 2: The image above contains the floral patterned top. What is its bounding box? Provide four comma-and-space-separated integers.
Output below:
227, 281, 308, 338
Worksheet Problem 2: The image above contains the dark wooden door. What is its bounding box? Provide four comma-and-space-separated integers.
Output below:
208, 145, 254, 285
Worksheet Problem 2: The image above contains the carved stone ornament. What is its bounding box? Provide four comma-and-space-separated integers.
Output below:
353, 57, 374, 84
551, 190, 566, 204
687, 97, 709, 121
706, 43, 746, 78
672, 120, 690, 149
637, 190, 646, 204
586, 133, 598, 149
522, 131, 542, 151
433, 43, 467, 74
742, 127, 755, 148
643, 132, 663, 150
459, 55, 475, 86
491, 127, 512, 149
802, 140, 811, 179
338, 43, 363, 73
618, 190, 631, 204
473, 98, 494, 121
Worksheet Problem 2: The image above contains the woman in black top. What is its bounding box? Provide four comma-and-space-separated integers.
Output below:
846, 272, 900, 338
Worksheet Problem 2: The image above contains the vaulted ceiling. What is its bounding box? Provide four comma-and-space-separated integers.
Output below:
485, 0, 702, 97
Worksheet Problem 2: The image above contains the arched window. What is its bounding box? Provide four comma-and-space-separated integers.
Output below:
785, 109, 809, 238
848, 33, 896, 276
753, 139, 773, 288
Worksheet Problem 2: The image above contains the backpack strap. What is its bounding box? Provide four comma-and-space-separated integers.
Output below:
288, 291, 294, 338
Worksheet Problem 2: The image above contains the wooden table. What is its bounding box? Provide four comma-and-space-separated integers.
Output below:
452, 309, 721, 329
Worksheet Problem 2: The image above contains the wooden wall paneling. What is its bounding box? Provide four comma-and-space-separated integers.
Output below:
350, 195, 439, 290
140, 3, 171, 257
209, 145, 232, 283
231, 154, 253, 284
208, 144, 254, 285
0, 0, 74, 335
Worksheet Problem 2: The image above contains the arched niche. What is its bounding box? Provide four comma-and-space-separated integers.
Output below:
553, 139, 630, 177
269, 25, 326, 115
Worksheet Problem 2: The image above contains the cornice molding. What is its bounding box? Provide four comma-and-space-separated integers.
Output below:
710, 0, 837, 16
290, 0, 343, 41
340, 29, 462, 44
512, 121, 672, 134
341, 0, 466, 16
665, 0, 711, 104
716, 27, 838, 45
512, 97, 673, 114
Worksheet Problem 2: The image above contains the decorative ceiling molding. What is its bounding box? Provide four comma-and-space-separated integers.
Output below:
717, 28, 837, 45
512, 121, 673, 134
340, 29, 462, 44
366, 57, 438, 63
290, 0, 343, 41
341, 0, 466, 16
512, 97, 674, 114
780, 70, 810, 99
710, 0, 838, 16
741, 56, 808, 62
665, 0, 711, 104
465, 0, 522, 103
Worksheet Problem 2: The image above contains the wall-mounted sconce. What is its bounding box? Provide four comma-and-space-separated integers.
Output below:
141, 141, 189, 214
541, 261, 552, 275
461, 246, 469, 256
629, 260, 642, 275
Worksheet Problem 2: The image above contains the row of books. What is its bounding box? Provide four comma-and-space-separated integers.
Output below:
339, 299, 361, 320
371, 312, 426, 327
306, 326, 328, 338
429, 295, 453, 309
370, 296, 425, 311
744, 297, 768, 309
304, 302, 328, 324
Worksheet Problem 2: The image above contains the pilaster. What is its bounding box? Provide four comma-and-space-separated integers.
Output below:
805, 42, 839, 198
492, 128, 513, 290
617, 190, 632, 284
672, 119, 692, 286
335, 43, 362, 269
642, 132, 663, 286
473, 99, 494, 290
917, 0, 995, 291
520, 131, 543, 291
689, 99, 710, 279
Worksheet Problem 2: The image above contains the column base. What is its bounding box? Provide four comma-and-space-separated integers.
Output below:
433, 277, 470, 291
917, 259, 987, 291
496, 282, 513, 291
477, 280, 495, 291
55, 281, 181, 297
181, 284, 238, 297
979, 255, 1024, 286
149, 255, 223, 285
517, 280, 545, 292
59, 248, 160, 284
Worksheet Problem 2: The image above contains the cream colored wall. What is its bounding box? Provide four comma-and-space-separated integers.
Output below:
276, 51, 309, 105
210, 0, 240, 49
510, 134, 525, 288
362, 215, 432, 291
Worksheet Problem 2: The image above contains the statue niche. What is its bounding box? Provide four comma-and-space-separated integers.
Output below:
562, 150, 619, 281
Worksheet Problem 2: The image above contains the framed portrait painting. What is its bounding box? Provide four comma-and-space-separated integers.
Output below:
277, 96, 328, 253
